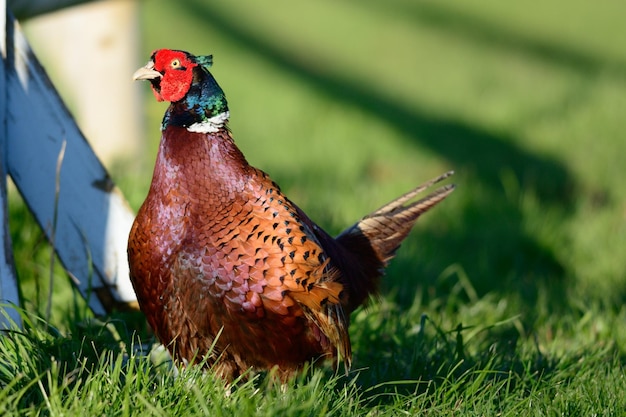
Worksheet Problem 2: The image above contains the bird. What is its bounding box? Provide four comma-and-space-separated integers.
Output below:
128, 49, 455, 381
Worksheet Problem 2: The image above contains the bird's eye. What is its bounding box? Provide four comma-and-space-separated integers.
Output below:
171, 59, 181, 69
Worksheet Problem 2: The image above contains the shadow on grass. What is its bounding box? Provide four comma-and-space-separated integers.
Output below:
350, 0, 626, 79
180, 0, 586, 317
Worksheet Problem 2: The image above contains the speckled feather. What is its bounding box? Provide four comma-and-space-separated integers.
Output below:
128, 49, 455, 380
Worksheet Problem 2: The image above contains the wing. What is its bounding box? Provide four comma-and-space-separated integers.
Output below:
170, 170, 352, 368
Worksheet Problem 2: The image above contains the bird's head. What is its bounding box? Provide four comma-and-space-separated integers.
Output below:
133, 49, 214, 103
134, 49, 228, 131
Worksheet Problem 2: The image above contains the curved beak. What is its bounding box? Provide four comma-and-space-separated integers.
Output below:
132, 61, 162, 81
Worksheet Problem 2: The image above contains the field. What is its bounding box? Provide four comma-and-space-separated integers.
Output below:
2, 0, 626, 414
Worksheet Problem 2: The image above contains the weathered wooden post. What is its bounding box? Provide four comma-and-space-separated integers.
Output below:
21, 0, 142, 164
0, 0, 138, 327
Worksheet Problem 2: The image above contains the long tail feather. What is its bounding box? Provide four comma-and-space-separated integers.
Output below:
365, 171, 454, 221
354, 171, 455, 263
335, 171, 455, 308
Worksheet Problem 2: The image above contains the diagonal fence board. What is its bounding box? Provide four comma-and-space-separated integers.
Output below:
0, 0, 21, 327
2, 5, 137, 316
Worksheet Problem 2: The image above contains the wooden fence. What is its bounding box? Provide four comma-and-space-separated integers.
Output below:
0, 0, 138, 327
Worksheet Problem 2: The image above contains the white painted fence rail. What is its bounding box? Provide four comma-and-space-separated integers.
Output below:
0, 0, 138, 327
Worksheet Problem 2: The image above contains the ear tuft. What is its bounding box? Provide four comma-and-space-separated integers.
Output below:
194, 55, 214, 70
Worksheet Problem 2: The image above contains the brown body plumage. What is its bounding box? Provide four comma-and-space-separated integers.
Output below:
128, 49, 455, 380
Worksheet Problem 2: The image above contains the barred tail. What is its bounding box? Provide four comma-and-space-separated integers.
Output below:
335, 171, 455, 308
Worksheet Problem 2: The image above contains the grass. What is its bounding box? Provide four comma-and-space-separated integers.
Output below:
3, 0, 626, 414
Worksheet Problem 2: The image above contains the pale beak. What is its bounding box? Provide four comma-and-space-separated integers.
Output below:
132, 61, 162, 81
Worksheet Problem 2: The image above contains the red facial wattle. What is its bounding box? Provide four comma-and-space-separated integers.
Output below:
151, 49, 198, 102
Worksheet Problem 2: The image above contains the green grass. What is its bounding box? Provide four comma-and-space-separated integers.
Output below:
3, 0, 626, 414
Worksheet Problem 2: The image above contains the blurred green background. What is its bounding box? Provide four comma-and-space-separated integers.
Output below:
12, 0, 626, 336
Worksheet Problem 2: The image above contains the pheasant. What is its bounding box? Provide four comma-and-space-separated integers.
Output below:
128, 49, 455, 380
